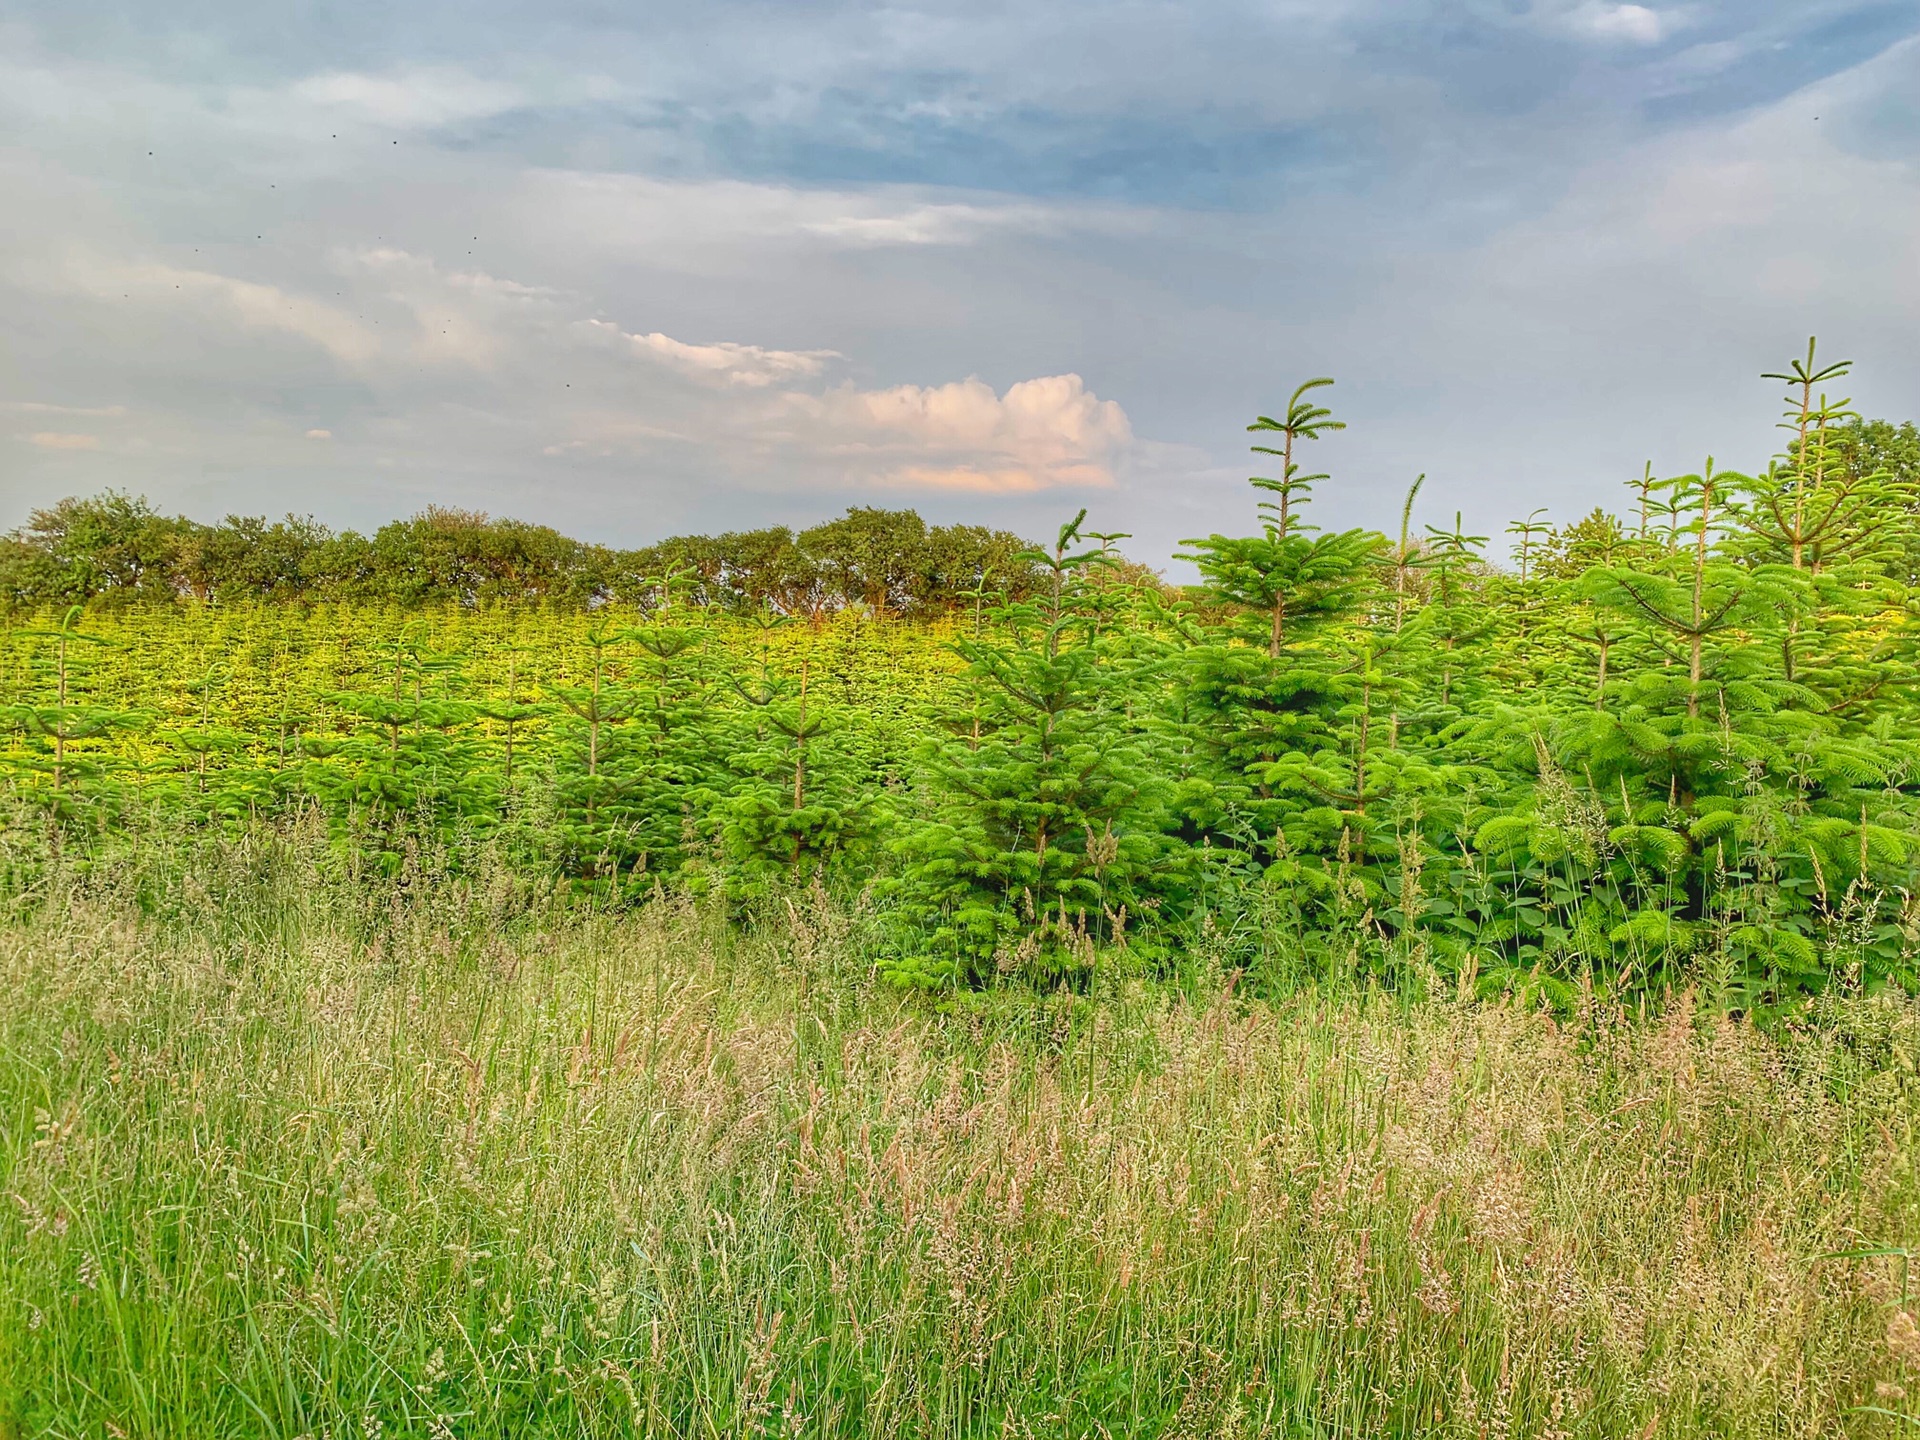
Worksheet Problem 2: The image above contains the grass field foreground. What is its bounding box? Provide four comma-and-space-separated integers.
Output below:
2, 834, 1918, 1438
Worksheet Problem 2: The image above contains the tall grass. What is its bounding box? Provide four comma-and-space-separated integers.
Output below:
1, 831, 1917, 1437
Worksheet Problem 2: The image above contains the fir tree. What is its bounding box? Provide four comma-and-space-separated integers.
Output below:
886, 512, 1176, 987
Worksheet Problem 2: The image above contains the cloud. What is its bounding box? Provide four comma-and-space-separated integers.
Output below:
22, 432, 102, 450
1461, 57, 1920, 302
511, 171, 1137, 273
1569, 5, 1668, 45
0, 2, 1916, 561
802, 374, 1134, 492
348, 246, 563, 301
287, 69, 527, 128
3, 176, 1131, 498
885, 462, 1102, 493
38, 253, 381, 365
526, 365, 1137, 493
1296, 33, 1920, 551
2, 401, 128, 417
322, 246, 597, 369
794, 200, 1080, 248
596, 322, 841, 387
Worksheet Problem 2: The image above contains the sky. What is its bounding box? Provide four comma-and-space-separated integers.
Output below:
2, 0, 1917, 570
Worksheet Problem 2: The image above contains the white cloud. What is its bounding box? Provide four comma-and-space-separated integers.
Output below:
9, 217, 1135, 501
515, 171, 1141, 271
1569, 4, 1668, 45
340, 247, 571, 368
79, 222, 1140, 495
350, 247, 562, 302
22, 431, 101, 450
795, 200, 1079, 248
590, 322, 841, 388
1311, 37, 1920, 552
2, 401, 127, 417
1464, 74, 1920, 298
287, 69, 526, 128
801, 374, 1134, 492
7, 9, 1913, 561
534, 368, 1136, 493
40, 253, 381, 364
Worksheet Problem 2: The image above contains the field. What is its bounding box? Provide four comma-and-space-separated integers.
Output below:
5, 358, 1920, 1434
1, 833, 1917, 1438
8, 365, 1920, 1007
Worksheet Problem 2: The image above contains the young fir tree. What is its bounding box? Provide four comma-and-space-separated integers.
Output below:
1547, 464, 1795, 940
476, 645, 547, 794
1817, 416, 1920, 585
610, 590, 731, 889
149, 660, 260, 824
1734, 341, 1917, 713
302, 632, 491, 869
1467, 446, 1913, 1000
1369, 475, 1466, 750
1415, 513, 1497, 714
0, 605, 146, 833
721, 612, 887, 898
1535, 507, 1639, 710
1175, 378, 1384, 874
543, 623, 659, 894
885, 512, 1177, 988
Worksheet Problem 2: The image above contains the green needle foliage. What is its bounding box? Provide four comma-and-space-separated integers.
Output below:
885, 512, 1178, 987
546, 623, 654, 893
0, 341, 1917, 1007
723, 622, 885, 898
0, 606, 146, 833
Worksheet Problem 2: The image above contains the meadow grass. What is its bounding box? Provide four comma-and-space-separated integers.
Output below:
1, 832, 1918, 1438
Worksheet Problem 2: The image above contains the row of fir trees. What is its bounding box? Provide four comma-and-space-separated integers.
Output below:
4, 342, 1919, 1011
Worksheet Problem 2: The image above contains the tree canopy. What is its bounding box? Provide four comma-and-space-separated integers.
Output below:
0, 499, 1047, 617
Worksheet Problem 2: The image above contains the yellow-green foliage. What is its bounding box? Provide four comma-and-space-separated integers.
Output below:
0, 602, 960, 776
1, 833, 1916, 1436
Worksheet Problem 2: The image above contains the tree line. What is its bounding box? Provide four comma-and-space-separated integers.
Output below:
0, 497, 1052, 617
